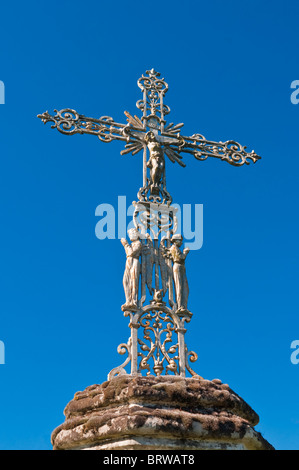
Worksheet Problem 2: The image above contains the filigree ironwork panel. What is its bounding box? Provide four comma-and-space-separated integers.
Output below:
38, 69, 261, 380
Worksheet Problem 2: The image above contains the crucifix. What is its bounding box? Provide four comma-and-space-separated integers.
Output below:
38, 69, 261, 379
38, 68, 260, 205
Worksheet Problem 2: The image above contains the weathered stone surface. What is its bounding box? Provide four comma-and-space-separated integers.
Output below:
51, 375, 273, 450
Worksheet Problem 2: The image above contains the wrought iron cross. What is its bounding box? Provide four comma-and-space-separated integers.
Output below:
38, 68, 260, 205
38, 69, 261, 379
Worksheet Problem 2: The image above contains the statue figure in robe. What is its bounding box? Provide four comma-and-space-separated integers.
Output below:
121, 228, 142, 311
168, 234, 190, 312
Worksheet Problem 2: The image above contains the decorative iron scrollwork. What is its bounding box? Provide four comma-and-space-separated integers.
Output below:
138, 309, 179, 376
38, 69, 262, 381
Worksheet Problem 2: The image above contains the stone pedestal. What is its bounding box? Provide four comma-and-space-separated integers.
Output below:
51, 375, 273, 450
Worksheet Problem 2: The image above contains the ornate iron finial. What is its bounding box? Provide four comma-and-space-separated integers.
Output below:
137, 69, 169, 130
37, 70, 261, 379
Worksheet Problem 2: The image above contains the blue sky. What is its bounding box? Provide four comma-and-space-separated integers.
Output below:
0, 0, 299, 450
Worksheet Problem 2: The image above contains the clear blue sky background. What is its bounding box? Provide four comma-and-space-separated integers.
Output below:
0, 0, 298, 450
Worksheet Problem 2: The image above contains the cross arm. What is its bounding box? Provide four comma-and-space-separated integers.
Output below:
37, 108, 133, 143
161, 131, 261, 167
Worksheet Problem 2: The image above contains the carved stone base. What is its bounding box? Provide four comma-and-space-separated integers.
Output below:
51, 375, 274, 451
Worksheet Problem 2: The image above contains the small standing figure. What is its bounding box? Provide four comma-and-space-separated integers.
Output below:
121, 228, 142, 311
169, 234, 190, 312
145, 131, 165, 195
